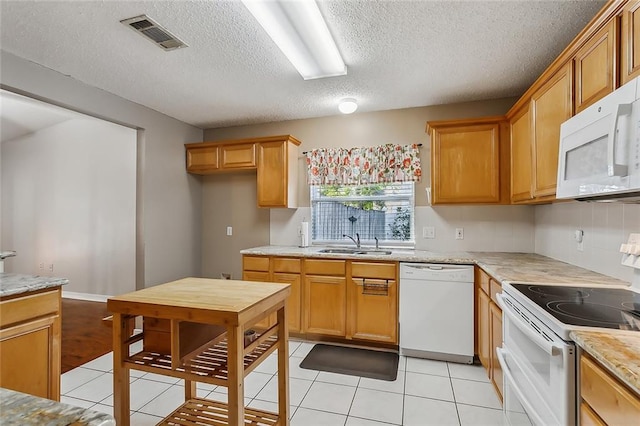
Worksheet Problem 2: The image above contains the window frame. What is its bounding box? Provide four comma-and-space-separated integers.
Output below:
309, 182, 416, 248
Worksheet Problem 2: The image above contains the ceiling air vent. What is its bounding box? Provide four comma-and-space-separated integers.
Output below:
120, 15, 187, 51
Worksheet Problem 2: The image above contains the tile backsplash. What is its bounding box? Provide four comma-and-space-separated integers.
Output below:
269, 201, 639, 283
270, 205, 535, 253
535, 201, 640, 282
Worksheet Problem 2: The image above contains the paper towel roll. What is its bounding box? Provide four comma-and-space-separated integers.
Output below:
300, 222, 310, 247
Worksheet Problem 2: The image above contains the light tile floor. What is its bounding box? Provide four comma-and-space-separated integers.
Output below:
61, 340, 505, 425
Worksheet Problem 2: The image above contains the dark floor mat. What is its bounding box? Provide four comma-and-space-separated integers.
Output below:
299, 344, 399, 381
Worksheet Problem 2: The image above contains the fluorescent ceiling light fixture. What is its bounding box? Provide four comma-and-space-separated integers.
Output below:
242, 0, 346, 80
339, 98, 358, 114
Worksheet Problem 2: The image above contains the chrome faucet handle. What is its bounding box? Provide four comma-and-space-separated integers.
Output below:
374, 237, 379, 250
356, 233, 360, 248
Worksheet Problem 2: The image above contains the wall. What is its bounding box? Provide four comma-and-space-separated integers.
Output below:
202, 97, 535, 280
1, 51, 204, 289
535, 201, 640, 282
2, 119, 136, 296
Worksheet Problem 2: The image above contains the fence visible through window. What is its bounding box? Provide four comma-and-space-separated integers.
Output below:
310, 182, 415, 246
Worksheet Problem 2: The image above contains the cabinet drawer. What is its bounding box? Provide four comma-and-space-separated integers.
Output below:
490, 278, 502, 305
351, 262, 396, 280
221, 143, 256, 169
476, 268, 490, 295
580, 402, 606, 426
243, 256, 269, 272
305, 259, 346, 276
580, 355, 640, 425
0, 289, 60, 328
272, 257, 300, 273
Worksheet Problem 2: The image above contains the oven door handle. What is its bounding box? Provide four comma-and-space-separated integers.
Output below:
496, 347, 550, 426
497, 293, 562, 356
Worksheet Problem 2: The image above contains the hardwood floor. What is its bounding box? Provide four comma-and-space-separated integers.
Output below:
61, 298, 112, 373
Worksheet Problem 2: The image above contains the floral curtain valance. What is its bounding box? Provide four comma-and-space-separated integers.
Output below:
305, 143, 421, 185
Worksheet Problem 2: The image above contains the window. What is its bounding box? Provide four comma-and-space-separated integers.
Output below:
310, 182, 415, 247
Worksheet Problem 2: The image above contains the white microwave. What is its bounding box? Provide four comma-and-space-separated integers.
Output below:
557, 76, 640, 202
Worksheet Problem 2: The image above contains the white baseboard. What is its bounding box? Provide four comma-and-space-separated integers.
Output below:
62, 291, 111, 303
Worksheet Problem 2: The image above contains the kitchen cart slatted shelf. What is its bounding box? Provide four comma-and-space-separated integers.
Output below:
124, 331, 279, 386
158, 398, 279, 426
107, 278, 291, 426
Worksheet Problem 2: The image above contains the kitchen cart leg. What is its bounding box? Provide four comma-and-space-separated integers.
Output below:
227, 325, 245, 425
112, 313, 130, 426
184, 379, 196, 400
277, 305, 290, 425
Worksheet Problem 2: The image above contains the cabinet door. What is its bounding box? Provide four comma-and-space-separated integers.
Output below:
531, 62, 573, 198
490, 301, 503, 402
186, 145, 219, 173
349, 278, 397, 343
621, 2, 640, 84
574, 18, 618, 113
242, 271, 274, 328
273, 272, 302, 334
477, 289, 491, 371
0, 316, 59, 399
430, 122, 501, 204
510, 103, 533, 203
257, 141, 289, 208
304, 275, 346, 336
221, 143, 256, 170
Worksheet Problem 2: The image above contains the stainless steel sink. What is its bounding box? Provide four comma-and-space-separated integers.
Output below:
318, 248, 361, 254
318, 248, 392, 255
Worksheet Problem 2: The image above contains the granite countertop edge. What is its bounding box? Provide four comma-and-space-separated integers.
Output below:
0, 273, 69, 297
570, 330, 640, 396
240, 246, 629, 287
0, 387, 115, 425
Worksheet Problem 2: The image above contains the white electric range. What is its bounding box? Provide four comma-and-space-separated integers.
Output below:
498, 281, 640, 426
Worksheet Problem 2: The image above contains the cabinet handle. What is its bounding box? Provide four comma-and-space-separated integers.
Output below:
361, 278, 390, 296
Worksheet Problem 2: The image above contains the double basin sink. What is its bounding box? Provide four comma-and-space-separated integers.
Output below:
318, 248, 393, 256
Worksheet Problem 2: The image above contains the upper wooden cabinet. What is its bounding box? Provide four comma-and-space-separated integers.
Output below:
621, 1, 640, 84
257, 137, 300, 208
574, 17, 618, 113
531, 62, 573, 199
427, 116, 509, 204
185, 135, 301, 208
509, 104, 533, 203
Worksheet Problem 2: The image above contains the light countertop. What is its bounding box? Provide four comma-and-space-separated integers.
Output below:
571, 330, 640, 396
0, 387, 115, 425
240, 246, 628, 287
0, 272, 69, 298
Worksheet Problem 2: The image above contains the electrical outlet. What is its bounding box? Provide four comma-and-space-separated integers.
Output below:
226, 226, 233, 236
422, 226, 435, 239
455, 228, 464, 240
38, 262, 44, 271
221, 273, 232, 280
48, 264, 54, 272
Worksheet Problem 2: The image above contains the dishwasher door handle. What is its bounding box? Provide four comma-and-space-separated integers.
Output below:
401, 264, 471, 273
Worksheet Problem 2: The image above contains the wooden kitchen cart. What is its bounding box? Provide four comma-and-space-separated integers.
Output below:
107, 277, 291, 426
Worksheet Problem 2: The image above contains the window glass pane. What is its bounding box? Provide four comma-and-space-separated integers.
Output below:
310, 182, 415, 245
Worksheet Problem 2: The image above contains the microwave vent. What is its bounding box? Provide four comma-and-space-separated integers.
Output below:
120, 15, 187, 51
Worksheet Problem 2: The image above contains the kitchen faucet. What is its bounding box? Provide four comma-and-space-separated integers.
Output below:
343, 233, 360, 248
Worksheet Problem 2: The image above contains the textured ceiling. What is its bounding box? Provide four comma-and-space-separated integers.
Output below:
0, 0, 606, 129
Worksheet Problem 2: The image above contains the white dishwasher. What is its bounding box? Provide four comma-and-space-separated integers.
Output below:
399, 263, 474, 364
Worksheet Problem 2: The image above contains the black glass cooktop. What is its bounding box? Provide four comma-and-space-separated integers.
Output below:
511, 284, 640, 330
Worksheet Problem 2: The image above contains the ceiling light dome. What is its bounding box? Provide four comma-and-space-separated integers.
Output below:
338, 98, 358, 114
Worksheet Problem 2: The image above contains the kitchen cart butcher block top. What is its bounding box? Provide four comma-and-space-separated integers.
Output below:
571, 330, 640, 396
240, 247, 628, 286
0, 272, 68, 297
107, 277, 291, 326
0, 387, 114, 425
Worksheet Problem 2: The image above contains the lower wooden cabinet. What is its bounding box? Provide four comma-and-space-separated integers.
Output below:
475, 267, 503, 402
580, 354, 640, 425
304, 274, 347, 336
0, 288, 62, 400
242, 255, 399, 345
